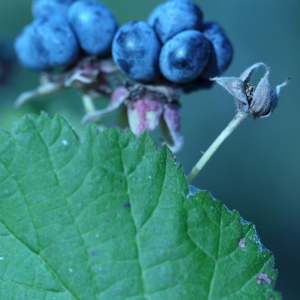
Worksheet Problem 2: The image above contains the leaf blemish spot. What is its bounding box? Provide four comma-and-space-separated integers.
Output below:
256, 272, 272, 285
123, 202, 131, 209
114, 286, 120, 292
238, 238, 247, 249
62, 139, 68, 146
69, 268, 73, 273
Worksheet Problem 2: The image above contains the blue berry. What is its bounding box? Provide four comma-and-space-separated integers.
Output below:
32, 0, 76, 18
15, 24, 46, 71
148, 0, 203, 44
14, 16, 79, 71
200, 21, 233, 79
112, 21, 161, 82
68, 0, 118, 56
159, 30, 211, 83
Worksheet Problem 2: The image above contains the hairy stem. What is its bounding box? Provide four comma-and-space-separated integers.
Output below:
187, 112, 247, 183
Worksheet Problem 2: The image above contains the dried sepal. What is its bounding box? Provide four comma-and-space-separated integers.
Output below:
82, 82, 184, 152
250, 68, 272, 118
268, 77, 290, 117
211, 62, 290, 118
127, 98, 164, 136
81, 87, 128, 124
210, 77, 248, 104
14, 81, 64, 108
14, 57, 117, 108
160, 102, 183, 153
239, 62, 268, 83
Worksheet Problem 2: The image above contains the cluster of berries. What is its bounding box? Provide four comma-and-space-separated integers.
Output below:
14, 0, 234, 152
15, 0, 118, 70
114, 0, 233, 87
14, 0, 121, 116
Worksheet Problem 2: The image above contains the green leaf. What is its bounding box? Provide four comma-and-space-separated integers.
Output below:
0, 113, 280, 299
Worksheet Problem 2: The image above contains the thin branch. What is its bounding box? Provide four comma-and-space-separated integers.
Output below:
187, 111, 247, 183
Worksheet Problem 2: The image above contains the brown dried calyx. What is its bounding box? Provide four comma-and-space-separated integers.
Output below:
211, 62, 290, 118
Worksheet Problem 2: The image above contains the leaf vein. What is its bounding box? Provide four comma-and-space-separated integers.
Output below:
30, 119, 98, 299
118, 134, 147, 300
207, 206, 223, 299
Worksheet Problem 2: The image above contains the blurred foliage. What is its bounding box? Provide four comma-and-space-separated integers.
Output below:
0, 0, 299, 298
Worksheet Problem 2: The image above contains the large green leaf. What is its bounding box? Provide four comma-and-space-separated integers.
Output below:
0, 113, 280, 299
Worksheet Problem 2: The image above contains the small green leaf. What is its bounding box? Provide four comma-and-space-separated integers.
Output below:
0, 113, 280, 299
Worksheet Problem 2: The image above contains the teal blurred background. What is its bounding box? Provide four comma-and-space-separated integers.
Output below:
0, 0, 299, 298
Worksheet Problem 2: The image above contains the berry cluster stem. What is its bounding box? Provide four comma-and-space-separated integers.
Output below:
82, 93, 96, 114
187, 111, 247, 183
